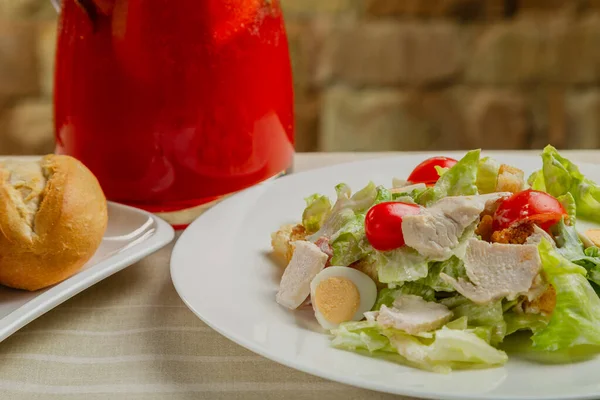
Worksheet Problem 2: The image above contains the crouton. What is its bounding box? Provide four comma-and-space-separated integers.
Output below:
491, 222, 535, 245
476, 215, 494, 242
522, 285, 556, 316
496, 164, 525, 194
271, 224, 307, 264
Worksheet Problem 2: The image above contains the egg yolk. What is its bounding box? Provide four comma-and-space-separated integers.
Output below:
314, 277, 360, 324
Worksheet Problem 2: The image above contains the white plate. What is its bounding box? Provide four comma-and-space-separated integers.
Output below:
171, 152, 600, 400
0, 201, 174, 342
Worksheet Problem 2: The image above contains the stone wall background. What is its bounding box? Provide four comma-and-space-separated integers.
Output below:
1, 0, 599, 155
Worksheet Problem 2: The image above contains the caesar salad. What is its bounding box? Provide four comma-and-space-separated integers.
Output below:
271, 145, 600, 373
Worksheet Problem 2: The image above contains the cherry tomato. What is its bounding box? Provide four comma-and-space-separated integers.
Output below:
365, 202, 421, 251
493, 189, 567, 231
407, 157, 458, 185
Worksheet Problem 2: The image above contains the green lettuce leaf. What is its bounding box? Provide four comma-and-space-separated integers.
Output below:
414, 225, 476, 292
441, 296, 506, 346
585, 247, 600, 286
397, 282, 437, 302
467, 326, 495, 344
445, 316, 468, 330
531, 239, 600, 351
385, 327, 507, 373
586, 246, 600, 257
528, 169, 547, 192
417, 149, 481, 206
557, 192, 577, 225
331, 322, 507, 373
302, 194, 332, 233
391, 192, 422, 203
552, 219, 600, 286
329, 214, 371, 267
421, 256, 466, 292
375, 247, 429, 285
389, 181, 427, 202
327, 185, 393, 266
308, 182, 378, 241
502, 299, 519, 312
553, 218, 586, 261
374, 186, 392, 204
372, 288, 399, 311
539, 145, 600, 223
504, 312, 550, 336
476, 156, 500, 194
434, 165, 449, 178
372, 283, 436, 311
330, 321, 395, 353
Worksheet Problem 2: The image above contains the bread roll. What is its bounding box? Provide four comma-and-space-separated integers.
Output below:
0, 155, 108, 291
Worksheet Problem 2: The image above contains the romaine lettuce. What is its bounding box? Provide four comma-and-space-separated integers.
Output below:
331, 322, 508, 373
308, 182, 378, 241
302, 194, 332, 233
421, 257, 466, 292
531, 239, 600, 351
375, 247, 429, 285
329, 214, 371, 266
372, 283, 436, 311
372, 288, 399, 311
476, 156, 500, 194
552, 219, 600, 286
331, 321, 395, 353
584, 247, 600, 285
557, 192, 577, 224
534, 145, 600, 223
504, 312, 549, 336
398, 282, 436, 302
385, 327, 507, 373
441, 296, 506, 346
528, 169, 546, 192
374, 186, 392, 204
327, 185, 394, 266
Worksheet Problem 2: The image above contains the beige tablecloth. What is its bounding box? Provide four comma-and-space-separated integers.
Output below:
1, 151, 599, 400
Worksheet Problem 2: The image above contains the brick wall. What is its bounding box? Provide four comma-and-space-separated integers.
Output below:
1, 0, 599, 155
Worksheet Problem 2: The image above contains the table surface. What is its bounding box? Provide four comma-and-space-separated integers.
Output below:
1, 150, 599, 400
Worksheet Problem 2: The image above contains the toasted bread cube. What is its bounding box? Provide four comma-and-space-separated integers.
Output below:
523, 285, 556, 316
496, 164, 525, 194
475, 214, 494, 242
491, 221, 535, 245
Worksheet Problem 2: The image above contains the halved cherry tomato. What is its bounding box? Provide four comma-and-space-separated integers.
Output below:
407, 157, 458, 185
365, 202, 421, 251
493, 189, 567, 231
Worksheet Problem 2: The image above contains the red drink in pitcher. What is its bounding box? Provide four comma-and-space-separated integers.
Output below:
54, 0, 294, 226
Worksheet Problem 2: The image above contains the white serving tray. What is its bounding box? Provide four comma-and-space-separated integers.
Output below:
0, 201, 174, 342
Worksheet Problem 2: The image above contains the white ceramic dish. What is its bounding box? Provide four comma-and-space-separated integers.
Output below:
171, 152, 600, 400
0, 201, 174, 342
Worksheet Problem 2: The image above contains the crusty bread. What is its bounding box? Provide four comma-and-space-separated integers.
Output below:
0, 155, 108, 291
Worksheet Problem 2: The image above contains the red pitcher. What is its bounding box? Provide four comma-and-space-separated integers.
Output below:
53, 0, 295, 228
